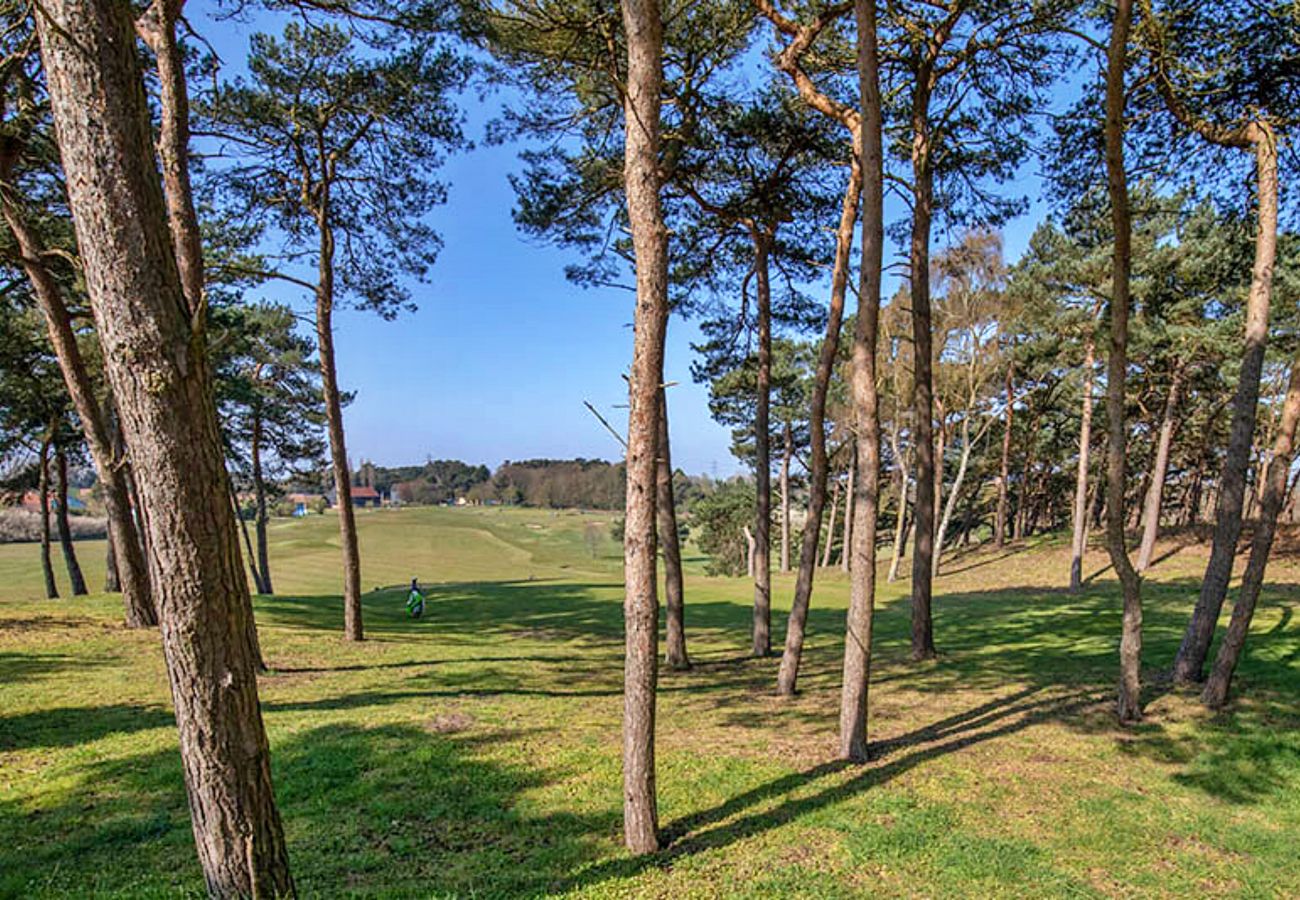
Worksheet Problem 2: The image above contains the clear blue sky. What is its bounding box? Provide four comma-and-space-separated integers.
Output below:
193, 5, 1083, 477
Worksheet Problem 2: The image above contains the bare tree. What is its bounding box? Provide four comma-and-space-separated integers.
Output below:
930, 231, 1005, 575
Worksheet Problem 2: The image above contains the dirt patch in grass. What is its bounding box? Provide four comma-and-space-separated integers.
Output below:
426, 712, 475, 734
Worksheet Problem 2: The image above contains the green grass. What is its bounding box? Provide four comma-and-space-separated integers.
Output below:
1, 506, 1297, 898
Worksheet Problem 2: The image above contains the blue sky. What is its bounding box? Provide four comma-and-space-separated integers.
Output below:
192, 5, 1087, 477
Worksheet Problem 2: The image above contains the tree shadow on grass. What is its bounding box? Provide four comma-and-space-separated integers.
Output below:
267, 654, 576, 676
0, 650, 114, 687
559, 684, 1110, 893
0, 720, 608, 897
252, 572, 1298, 738
0, 703, 175, 752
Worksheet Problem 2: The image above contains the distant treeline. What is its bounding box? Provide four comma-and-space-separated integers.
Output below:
355, 459, 490, 505
470, 458, 625, 509
355, 457, 626, 509
354, 457, 717, 512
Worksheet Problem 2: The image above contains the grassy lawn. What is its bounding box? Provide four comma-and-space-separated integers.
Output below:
1, 506, 1297, 898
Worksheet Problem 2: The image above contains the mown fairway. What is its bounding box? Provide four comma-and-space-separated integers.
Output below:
1, 507, 1297, 898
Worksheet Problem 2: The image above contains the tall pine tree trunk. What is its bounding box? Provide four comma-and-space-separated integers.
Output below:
38, 429, 58, 600
0, 195, 155, 625
1175, 127, 1277, 685
839, 0, 883, 762
1070, 338, 1096, 592
752, 231, 773, 655
658, 392, 689, 670
35, 3, 294, 892
1104, 0, 1143, 723
909, 112, 938, 661
776, 160, 861, 696
619, 0, 668, 854
316, 205, 364, 642
54, 447, 88, 596
1202, 359, 1300, 708
1136, 366, 1184, 572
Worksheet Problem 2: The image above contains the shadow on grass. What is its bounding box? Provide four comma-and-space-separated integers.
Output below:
0, 703, 175, 752
254, 572, 1299, 740
0, 721, 608, 896
559, 684, 1111, 892
0, 650, 115, 687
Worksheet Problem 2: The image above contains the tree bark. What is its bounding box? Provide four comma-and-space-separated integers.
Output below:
1175, 127, 1278, 685
822, 477, 839, 568
1136, 366, 1184, 572
54, 447, 88, 596
251, 410, 274, 595
909, 100, 938, 662
1104, 0, 1144, 724
135, 0, 204, 314
780, 420, 792, 573
1070, 338, 1096, 592
995, 361, 1013, 547
1202, 360, 1300, 708
657, 392, 689, 670
0, 195, 155, 625
752, 231, 773, 655
619, 0, 667, 854
776, 160, 861, 696
841, 449, 855, 573
35, 3, 294, 893
840, 0, 883, 762
38, 429, 58, 600
315, 202, 364, 642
